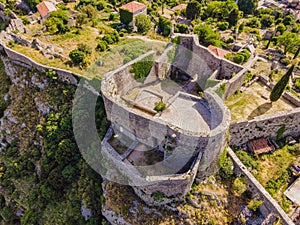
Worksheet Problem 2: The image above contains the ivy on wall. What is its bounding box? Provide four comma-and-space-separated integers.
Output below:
120, 9, 133, 25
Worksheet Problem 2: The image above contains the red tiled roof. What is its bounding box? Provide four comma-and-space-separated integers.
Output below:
120, 1, 146, 13
249, 138, 274, 155
36, 1, 57, 18
208, 45, 230, 58
171, 4, 187, 11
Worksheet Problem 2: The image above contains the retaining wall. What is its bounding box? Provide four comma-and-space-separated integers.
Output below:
0, 44, 78, 85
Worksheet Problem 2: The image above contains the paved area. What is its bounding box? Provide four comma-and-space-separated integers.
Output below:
284, 177, 300, 206
159, 95, 211, 133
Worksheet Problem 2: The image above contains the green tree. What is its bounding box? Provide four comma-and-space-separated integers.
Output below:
44, 10, 70, 34
194, 24, 221, 47
227, 7, 240, 26
270, 64, 295, 102
217, 21, 229, 31
276, 23, 286, 34
271, 44, 300, 102
260, 15, 274, 28
282, 14, 293, 26
277, 32, 300, 54
24, 0, 41, 10
158, 16, 172, 37
69, 49, 86, 65
135, 14, 151, 34
238, 0, 258, 15
186, 0, 201, 20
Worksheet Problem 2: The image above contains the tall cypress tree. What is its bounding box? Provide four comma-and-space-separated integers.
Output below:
270, 64, 295, 102
270, 45, 300, 102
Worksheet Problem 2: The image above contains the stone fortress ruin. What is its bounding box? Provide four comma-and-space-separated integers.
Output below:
100, 35, 244, 205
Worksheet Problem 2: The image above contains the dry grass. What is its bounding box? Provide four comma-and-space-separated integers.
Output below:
225, 81, 295, 122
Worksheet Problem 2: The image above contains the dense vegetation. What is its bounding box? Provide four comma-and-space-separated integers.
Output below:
234, 142, 300, 213
0, 63, 108, 224
130, 54, 154, 82
0, 58, 11, 118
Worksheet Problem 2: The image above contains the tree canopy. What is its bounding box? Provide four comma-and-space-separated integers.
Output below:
186, 0, 201, 20
194, 24, 221, 47
135, 14, 152, 34
238, 0, 258, 15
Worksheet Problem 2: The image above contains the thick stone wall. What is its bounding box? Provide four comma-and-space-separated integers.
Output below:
179, 35, 243, 79
223, 67, 249, 99
101, 49, 232, 203
0, 44, 78, 85
227, 148, 294, 225
229, 108, 300, 146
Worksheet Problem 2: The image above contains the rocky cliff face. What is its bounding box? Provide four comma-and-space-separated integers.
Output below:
0, 56, 106, 225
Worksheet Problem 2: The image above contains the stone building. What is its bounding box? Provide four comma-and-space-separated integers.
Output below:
100, 35, 246, 205
119, 1, 147, 26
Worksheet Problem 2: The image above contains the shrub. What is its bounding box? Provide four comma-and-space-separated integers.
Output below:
294, 78, 300, 90
233, 54, 244, 64
243, 71, 255, 85
233, 176, 248, 196
135, 14, 151, 34
102, 35, 114, 44
217, 22, 229, 31
239, 49, 251, 61
96, 40, 108, 52
151, 191, 165, 202
276, 126, 285, 140
77, 43, 92, 55
218, 150, 234, 179
235, 150, 258, 169
130, 55, 154, 82
174, 23, 188, 34
154, 101, 166, 112
69, 49, 86, 65
248, 200, 263, 212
